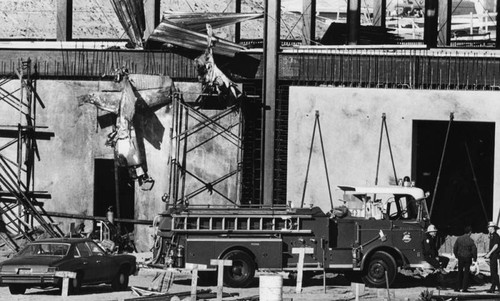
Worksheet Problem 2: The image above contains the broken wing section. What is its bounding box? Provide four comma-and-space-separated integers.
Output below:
78, 72, 176, 191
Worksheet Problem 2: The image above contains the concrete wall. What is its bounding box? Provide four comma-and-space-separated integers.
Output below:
287, 87, 500, 222
0, 79, 241, 251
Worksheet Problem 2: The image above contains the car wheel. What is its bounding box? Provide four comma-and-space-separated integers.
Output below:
68, 272, 82, 295
222, 250, 256, 288
362, 251, 397, 288
112, 268, 129, 291
9, 284, 26, 295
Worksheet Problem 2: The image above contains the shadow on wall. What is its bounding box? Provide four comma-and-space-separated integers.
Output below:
134, 93, 165, 151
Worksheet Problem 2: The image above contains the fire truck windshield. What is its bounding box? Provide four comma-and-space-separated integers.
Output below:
342, 193, 427, 221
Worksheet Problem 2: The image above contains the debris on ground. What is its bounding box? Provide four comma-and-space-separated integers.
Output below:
126, 289, 239, 301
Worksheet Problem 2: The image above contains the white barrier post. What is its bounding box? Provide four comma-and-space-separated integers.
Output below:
210, 259, 232, 301
292, 247, 314, 293
55, 271, 77, 297
185, 263, 207, 300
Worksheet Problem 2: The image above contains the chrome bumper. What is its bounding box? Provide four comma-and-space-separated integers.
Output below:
0, 273, 59, 285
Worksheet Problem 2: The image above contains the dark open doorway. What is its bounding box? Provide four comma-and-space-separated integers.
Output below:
94, 159, 135, 232
412, 120, 495, 235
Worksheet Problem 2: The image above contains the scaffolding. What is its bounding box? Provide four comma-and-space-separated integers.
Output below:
0, 59, 63, 251
167, 92, 250, 208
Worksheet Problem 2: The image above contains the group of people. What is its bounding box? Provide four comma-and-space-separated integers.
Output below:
422, 222, 500, 293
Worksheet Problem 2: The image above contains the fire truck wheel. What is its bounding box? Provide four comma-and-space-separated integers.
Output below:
361, 251, 397, 288
222, 250, 256, 288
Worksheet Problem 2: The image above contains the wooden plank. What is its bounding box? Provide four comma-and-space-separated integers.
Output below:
292, 247, 314, 293
43, 210, 153, 225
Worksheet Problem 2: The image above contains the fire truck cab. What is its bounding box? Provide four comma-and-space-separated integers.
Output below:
153, 185, 430, 288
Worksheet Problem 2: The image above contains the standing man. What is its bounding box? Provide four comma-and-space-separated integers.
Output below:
485, 221, 500, 294
453, 225, 477, 293
422, 224, 449, 273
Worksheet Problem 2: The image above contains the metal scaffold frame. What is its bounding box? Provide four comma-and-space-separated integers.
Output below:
167, 92, 247, 208
0, 59, 63, 251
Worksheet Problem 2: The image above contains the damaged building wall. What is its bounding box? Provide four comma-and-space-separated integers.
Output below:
0, 79, 241, 251
287, 87, 500, 233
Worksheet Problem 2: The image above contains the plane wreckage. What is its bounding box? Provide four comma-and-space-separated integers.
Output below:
78, 3, 255, 190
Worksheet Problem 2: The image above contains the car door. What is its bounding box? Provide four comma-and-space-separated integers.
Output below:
86, 241, 117, 282
74, 242, 100, 283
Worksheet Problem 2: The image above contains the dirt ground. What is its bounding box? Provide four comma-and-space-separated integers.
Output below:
0, 270, 495, 301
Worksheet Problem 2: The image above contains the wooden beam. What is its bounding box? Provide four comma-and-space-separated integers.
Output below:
424, 0, 438, 48
43, 210, 153, 225
437, 0, 452, 46
56, 0, 73, 41
302, 0, 316, 45
262, 0, 280, 205
144, 0, 161, 40
347, 0, 361, 45
372, 0, 386, 27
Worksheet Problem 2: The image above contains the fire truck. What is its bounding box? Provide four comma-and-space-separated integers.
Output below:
152, 185, 431, 288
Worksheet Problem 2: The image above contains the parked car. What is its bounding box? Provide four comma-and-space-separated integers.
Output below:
0, 238, 137, 295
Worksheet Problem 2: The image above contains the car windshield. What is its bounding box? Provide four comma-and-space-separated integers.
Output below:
17, 243, 71, 257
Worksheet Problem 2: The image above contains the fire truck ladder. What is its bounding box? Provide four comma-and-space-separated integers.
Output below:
0, 60, 64, 251
170, 214, 312, 234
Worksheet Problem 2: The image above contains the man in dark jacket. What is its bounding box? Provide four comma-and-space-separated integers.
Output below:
453, 226, 478, 292
422, 224, 449, 273
485, 221, 500, 294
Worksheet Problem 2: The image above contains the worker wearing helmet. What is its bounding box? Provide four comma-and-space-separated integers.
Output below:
422, 224, 449, 273
485, 221, 500, 294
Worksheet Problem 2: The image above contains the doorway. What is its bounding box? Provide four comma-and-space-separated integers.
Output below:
93, 159, 135, 232
412, 120, 495, 235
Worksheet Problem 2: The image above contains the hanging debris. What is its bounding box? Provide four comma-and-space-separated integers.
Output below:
194, 24, 242, 107
110, 0, 146, 48
78, 71, 176, 191
148, 12, 262, 57
162, 12, 262, 32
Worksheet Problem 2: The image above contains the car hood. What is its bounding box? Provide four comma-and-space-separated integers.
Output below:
0, 256, 64, 273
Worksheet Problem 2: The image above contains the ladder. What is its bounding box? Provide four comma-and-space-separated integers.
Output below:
171, 214, 312, 234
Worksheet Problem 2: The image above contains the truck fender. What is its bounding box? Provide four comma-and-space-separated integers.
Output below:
219, 246, 256, 262
360, 246, 407, 270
